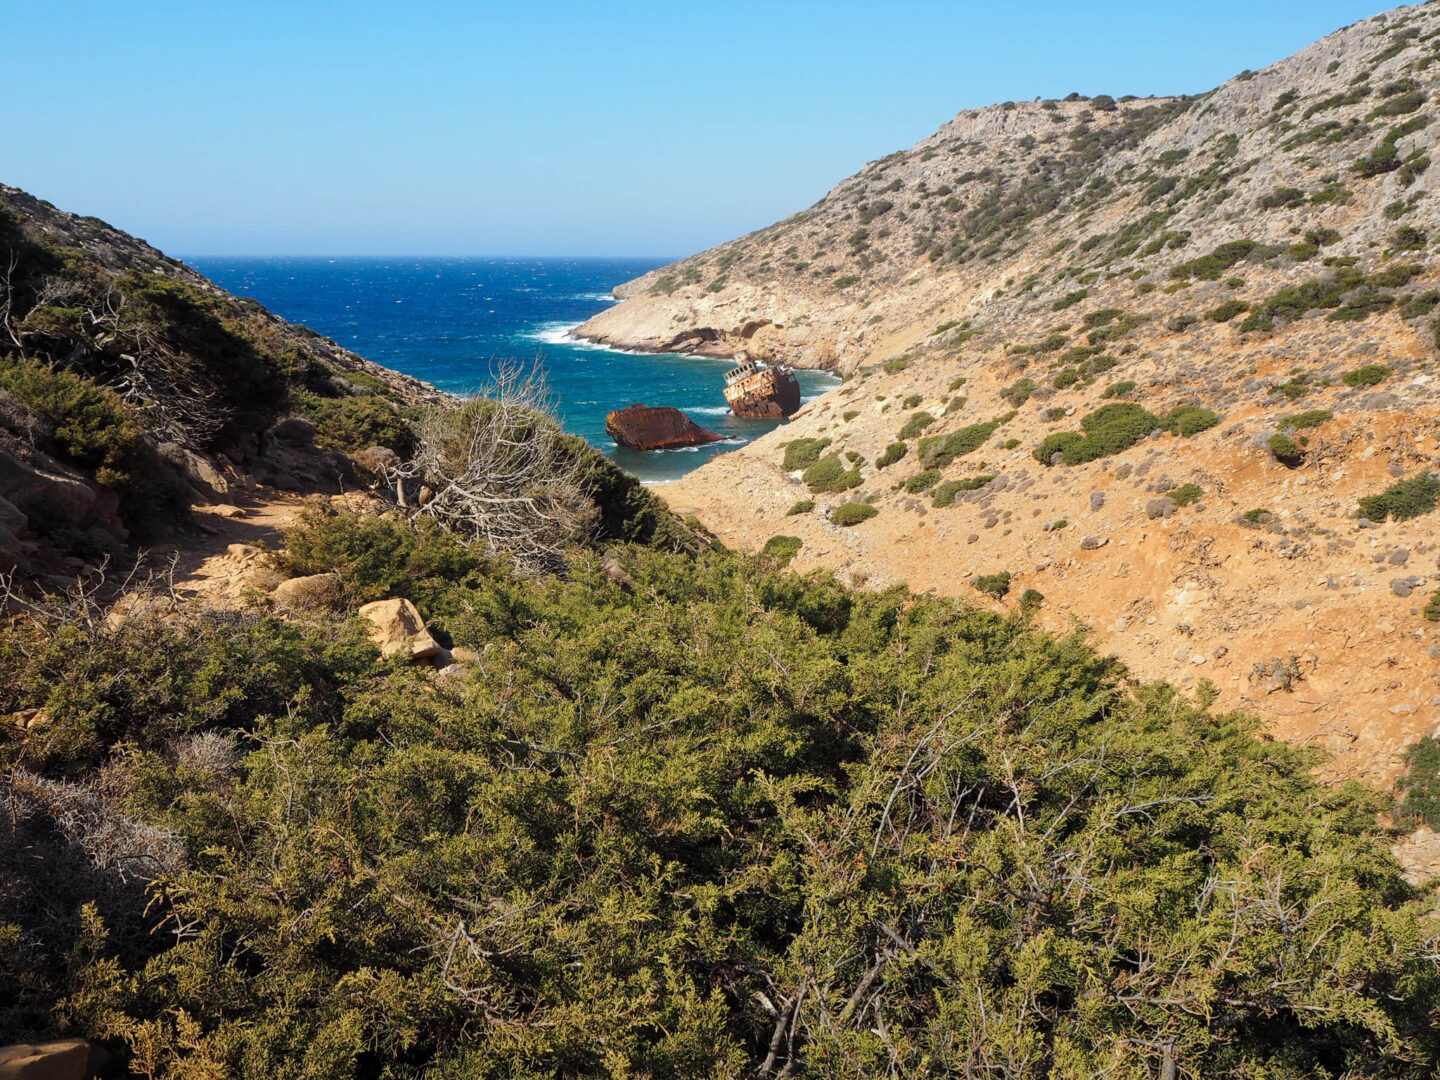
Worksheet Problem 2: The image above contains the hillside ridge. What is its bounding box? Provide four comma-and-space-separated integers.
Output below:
580, 2, 1440, 791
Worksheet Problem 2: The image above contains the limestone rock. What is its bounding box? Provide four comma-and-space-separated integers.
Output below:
273, 572, 345, 613
357, 598, 444, 661
1145, 497, 1177, 520
0, 1039, 104, 1080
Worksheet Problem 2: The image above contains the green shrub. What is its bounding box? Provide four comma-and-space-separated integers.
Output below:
831, 502, 878, 526
1392, 225, 1428, 251
1163, 405, 1221, 436
1280, 409, 1333, 430
1426, 588, 1440, 622
898, 411, 936, 440
904, 469, 941, 494
803, 453, 862, 494
1358, 472, 1440, 522
1052, 289, 1089, 311
1206, 299, 1249, 323
1001, 378, 1037, 406
783, 437, 831, 470
1039, 403, 1161, 466
932, 474, 994, 507
1018, 587, 1044, 610
761, 534, 803, 565
1170, 239, 1258, 280
974, 571, 1012, 598
786, 500, 815, 516
842, 410, 859, 421
1342, 364, 1392, 387
0, 353, 140, 485
1369, 263, 1423, 288
948, 376, 967, 391
1166, 483, 1204, 507
902, 394, 923, 409
1101, 380, 1136, 399
1243, 508, 1273, 523
1397, 735, 1440, 828
875, 441, 908, 469
1033, 431, 1084, 464
1053, 368, 1081, 390
1268, 433, 1305, 466
298, 393, 413, 454
918, 418, 1007, 468
833, 274, 860, 288
883, 355, 911, 374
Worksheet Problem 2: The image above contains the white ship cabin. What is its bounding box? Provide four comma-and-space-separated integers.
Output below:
724, 351, 760, 386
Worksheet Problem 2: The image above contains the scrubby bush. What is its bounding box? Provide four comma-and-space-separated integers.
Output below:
974, 571, 1012, 597
761, 534, 803, 565
1101, 380, 1136, 399
0, 353, 140, 485
904, 469, 941, 494
1268, 433, 1305, 466
1281, 409, 1333, 430
1039, 404, 1160, 466
803, 452, 862, 494
1033, 431, 1084, 464
875, 441, 908, 469
932, 474, 994, 507
1170, 239, 1259, 280
298, 393, 414, 454
902, 394, 923, 409
785, 499, 814, 516
1018, 587, 1044, 610
1166, 483, 1204, 507
898, 411, 936, 440
1343, 364, 1392, 387
3, 508, 1438, 1077
831, 501, 878, 526
1396, 734, 1440, 828
783, 437, 832, 471
1358, 472, 1440, 522
1206, 299, 1250, 322
918, 418, 1007, 468
1001, 378, 1036, 406
1163, 405, 1221, 436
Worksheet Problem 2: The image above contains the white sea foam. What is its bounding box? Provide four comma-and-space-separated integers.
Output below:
573, 291, 619, 303
683, 405, 734, 417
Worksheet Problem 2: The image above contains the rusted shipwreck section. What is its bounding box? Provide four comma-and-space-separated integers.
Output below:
722, 355, 801, 419
605, 404, 725, 452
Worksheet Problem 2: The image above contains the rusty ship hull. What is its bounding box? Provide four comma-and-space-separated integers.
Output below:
605, 404, 725, 451
722, 364, 801, 419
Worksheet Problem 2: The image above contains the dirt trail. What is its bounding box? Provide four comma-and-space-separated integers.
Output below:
159, 490, 309, 608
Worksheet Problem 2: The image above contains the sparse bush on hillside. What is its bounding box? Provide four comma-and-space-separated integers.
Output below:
973, 570, 1012, 597
918, 417, 1009, 468
875, 441, 908, 469
831, 501, 877, 526
1170, 239, 1259, 280
1101, 380, 1136, 399
1163, 405, 1220, 436
932, 474, 994, 507
904, 469, 941, 494
1343, 364, 1392, 387
1166, 483, 1204, 507
1281, 409, 1333, 430
803, 452, 863, 494
761, 534, 803, 565
1358, 472, 1440, 522
1268, 433, 1305, 466
1206, 299, 1249, 323
898, 411, 936, 440
786, 499, 814, 516
783, 437, 832, 471
1037, 403, 1161, 466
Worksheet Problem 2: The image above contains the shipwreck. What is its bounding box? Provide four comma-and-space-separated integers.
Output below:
605, 404, 725, 452
722, 353, 801, 419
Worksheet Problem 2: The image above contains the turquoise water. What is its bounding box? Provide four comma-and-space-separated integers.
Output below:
186, 256, 838, 482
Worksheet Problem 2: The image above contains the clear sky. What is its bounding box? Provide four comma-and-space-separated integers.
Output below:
5, 0, 1391, 257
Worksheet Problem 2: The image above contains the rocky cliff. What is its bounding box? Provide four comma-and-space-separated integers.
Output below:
580, 3, 1440, 787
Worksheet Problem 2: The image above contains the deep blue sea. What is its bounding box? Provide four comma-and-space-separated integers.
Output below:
186, 256, 838, 482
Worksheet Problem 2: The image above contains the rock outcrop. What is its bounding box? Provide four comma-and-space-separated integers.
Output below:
357, 598, 446, 662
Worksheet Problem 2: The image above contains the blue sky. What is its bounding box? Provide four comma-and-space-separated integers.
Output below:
6, 0, 1389, 257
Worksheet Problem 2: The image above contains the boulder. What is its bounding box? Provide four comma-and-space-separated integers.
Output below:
267, 417, 317, 447
357, 598, 444, 661
0, 1039, 105, 1080
1145, 497, 1177, 520
273, 572, 345, 613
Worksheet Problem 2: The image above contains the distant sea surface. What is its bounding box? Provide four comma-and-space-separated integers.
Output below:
186, 256, 839, 482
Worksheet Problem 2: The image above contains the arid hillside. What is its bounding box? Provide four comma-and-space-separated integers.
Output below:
580, 3, 1440, 786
